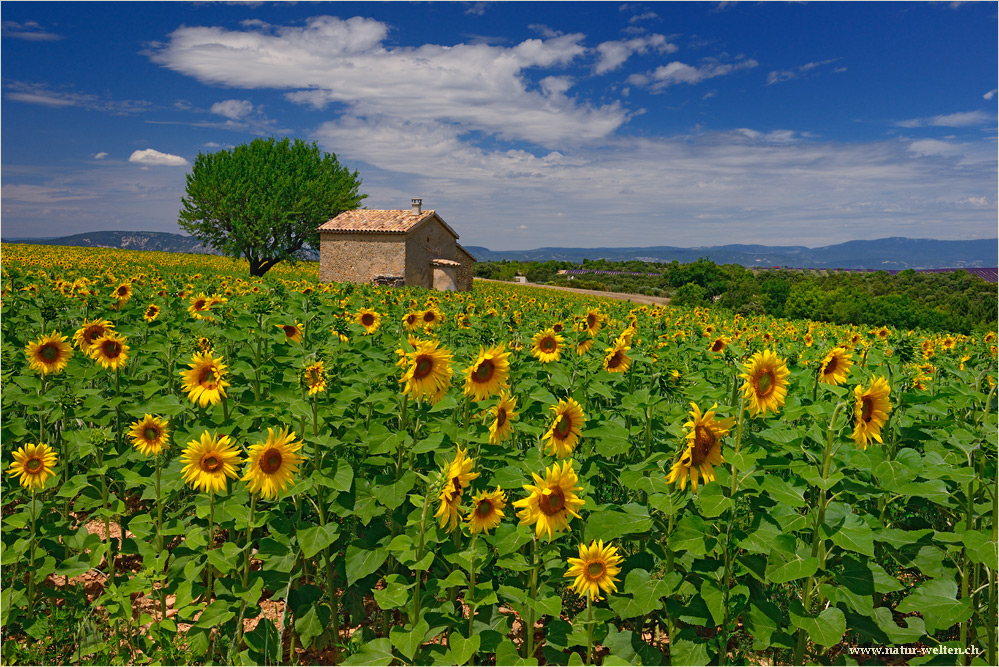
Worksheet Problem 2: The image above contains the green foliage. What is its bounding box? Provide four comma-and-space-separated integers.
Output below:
179, 137, 366, 276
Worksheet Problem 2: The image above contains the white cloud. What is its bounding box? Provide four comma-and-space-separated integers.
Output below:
210, 99, 254, 120
628, 11, 659, 23
1, 20, 62, 41
896, 109, 994, 128
93, 152, 108, 160
593, 34, 676, 75
464, 2, 489, 15
985, 89, 997, 100
766, 59, 839, 85
631, 58, 758, 91
149, 15, 626, 147
4, 81, 150, 114
128, 149, 188, 166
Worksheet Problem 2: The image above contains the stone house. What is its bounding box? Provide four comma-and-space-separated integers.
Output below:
318, 199, 475, 291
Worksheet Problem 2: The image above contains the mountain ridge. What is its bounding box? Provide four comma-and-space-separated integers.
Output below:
2, 231, 994, 271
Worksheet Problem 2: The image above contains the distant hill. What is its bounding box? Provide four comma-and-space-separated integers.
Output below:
3, 232, 993, 271
464, 237, 998, 270
2, 230, 219, 255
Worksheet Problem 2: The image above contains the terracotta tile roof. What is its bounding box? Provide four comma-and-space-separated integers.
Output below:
430, 259, 461, 267
319, 209, 435, 233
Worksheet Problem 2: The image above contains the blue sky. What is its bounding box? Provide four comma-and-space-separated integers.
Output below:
2, 1, 996, 250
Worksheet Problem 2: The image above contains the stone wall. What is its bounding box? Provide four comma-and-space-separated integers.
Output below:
319, 232, 405, 284
405, 216, 457, 289
456, 245, 475, 292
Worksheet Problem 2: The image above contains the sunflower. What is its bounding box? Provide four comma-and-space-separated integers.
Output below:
187, 293, 214, 320
818, 347, 853, 385
242, 427, 304, 499
434, 445, 480, 532
143, 304, 161, 322
463, 344, 511, 401
180, 352, 230, 407
180, 431, 243, 494
666, 402, 734, 492
401, 339, 453, 402
565, 540, 623, 601
602, 340, 632, 374
421, 307, 443, 329
803, 333, 814, 347
852, 377, 892, 450
531, 328, 564, 364
739, 350, 791, 417
513, 459, 585, 541
25, 331, 73, 375
708, 336, 731, 353
197, 336, 213, 353
277, 322, 304, 344
113, 283, 133, 303
544, 398, 586, 458
583, 309, 603, 336
7, 442, 58, 491
128, 414, 170, 457
466, 488, 507, 535
488, 392, 518, 445
303, 360, 326, 395
88, 331, 130, 370
403, 311, 421, 330
356, 308, 382, 335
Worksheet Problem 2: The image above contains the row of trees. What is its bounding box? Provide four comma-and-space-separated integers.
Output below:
476, 258, 998, 333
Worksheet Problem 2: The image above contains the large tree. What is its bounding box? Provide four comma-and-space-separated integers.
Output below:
179, 137, 366, 276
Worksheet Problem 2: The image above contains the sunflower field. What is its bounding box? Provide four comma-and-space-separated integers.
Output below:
1, 243, 996, 666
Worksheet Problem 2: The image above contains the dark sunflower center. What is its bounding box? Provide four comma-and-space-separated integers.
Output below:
194, 300, 207, 310
103, 341, 122, 358
201, 454, 223, 473
553, 414, 572, 439
407, 315, 417, 325
144, 427, 160, 441
473, 360, 495, 383
693, 425, 715, 463
423, 312, 435, 323
538, 487, 565, 515
586, 561, 605, 579
198, 368, 217, 388
260, 449, 283, 474
607, 351, 623, 369
861, 397, 874, 423
361, 313, 375, 326
540, 337, 557, 353
117, 287, 128, 297
414, 356, 434, 380
84, 327, 104, 344
283, 326, 297, 337
476, 500, 493, 517
755, 371, 775, 397
25, 457, 43, 473
496, 408, 507, 427
711, 340, 725, 352
553, 323, 563, 333
824, 357, 838, 375
587, 314, 597, 328
40, 343, 59, 361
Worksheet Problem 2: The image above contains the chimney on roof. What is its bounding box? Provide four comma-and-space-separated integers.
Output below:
411, 198, 423, 214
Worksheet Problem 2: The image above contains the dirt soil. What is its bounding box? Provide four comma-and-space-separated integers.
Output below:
475, 278, 670, 306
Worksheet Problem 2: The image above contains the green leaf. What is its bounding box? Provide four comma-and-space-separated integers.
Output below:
962, 529, 998, 567
608, 569, 675, 618
491, 522, 532, 556
342, 638, 395, 666
670, 628, 711, 666
194, 600, 235, 629
296, 522, 339, 559
532, 595, 562, 618
765, 548, 819, 584
670, 514, 714, 556
584, 507, 652, 543
374, 574, 413, 611
895, 578, 972, 633
822, 512, 875, 557
745, 599, 783, 648
699, 579, 726, 626
55, 556, 92, 579
448, 632, 480, 666
345, 544, 389, 585
761, 474, 806, 507
872, 607, 927, 644
295, 603, 331, 648
693, 484, 732, 518
789, 601, 846, 647
390, 620, 430, 661
331, 459, 354, 492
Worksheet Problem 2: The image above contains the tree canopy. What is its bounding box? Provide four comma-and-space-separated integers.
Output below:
179, 137, 366, 276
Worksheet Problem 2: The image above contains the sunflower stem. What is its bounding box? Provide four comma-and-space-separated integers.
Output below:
524, 535, 538, 660
155, 454, 167, 644
467, 531, 477, 647
27, 490, 38, 612
586, 594, 594, 665
412, 484, 432, 625
206, 491, 215, 604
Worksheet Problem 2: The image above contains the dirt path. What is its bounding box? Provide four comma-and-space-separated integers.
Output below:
475, 278, 670, 306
